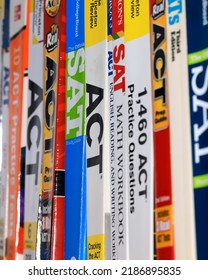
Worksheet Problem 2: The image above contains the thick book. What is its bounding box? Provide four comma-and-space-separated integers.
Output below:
167, 0, 196, 260
41, 0, 60, 259
124, 0, 154, 260
51, 0, 66, 260
85, 0, 108, 260
7, 0, 29, 260
65, 0, 87, 260
150, 0, 175, 260
185, 0, 208, 260
23, 0, 44, 260
0, 0, 9, 260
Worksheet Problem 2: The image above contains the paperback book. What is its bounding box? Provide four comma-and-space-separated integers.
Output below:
124, 0, 154, 260
150, 0, 175, 260
110, 0, 129, 259
167, 0, 196, 260
41, 0, 60, 259
65, 0, 87, 260
51, 0, 66, 260
0, 0, 9, 260
7, 0, 29, 260
24, 0, 43, 260
85, 0, 108, 260
185, 0, 208, 260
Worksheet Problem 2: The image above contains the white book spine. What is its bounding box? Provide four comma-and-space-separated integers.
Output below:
167, 0, 196, 260
124, 1, 154, 260
24, 0, 43, 260
112, 36, 129, 260
85, 0, 108, 260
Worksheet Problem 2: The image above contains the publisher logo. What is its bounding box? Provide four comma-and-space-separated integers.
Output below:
152, 0, 165, 19
46, 24, 58, 52
45, 0, 60, 17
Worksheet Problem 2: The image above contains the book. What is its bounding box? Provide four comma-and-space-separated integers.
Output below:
110, 0, 128, 259
41, 0, 60, 259
108, 0, 115, 260
167, 0, 196, 260
0, 0, 9, 260
7, 0, 29, 260
104, 0, 111, 260
51, 0, 66, 260
150, 0, 175, 260
23, 0, 44, 260
185, 0, 208, 260
85, 0, 108, 260
108, 1, 128, 260
65, 0, 87, 260
124, 0, 154, 260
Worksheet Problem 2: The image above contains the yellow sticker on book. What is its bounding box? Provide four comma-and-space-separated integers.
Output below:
124, 0, 150, 42
155, 205, 174, 249
153, 98, 168, 130
85, 0, 107, 47
88, 234, 105, 260
24, 222, 38, 251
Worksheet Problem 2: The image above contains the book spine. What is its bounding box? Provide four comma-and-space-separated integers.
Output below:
41, 0, 60, 260
7, 0, 29, 260
18, 0, 30, 260
167, 0, 196, 259
108, 0, 116, 260
150, 0, 175, 260
103, 0, 111, 261
0, 0, 9, 260
19, 41, 28, 260
51, 0, 66, 260
65, 0, 87, 260
124, 0, 154, 260
85, 0, 107, 260
24, 0, 43, 260
185, 0, 208, 260
111, 0, 128, 259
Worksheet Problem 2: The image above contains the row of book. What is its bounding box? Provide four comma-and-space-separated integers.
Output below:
0, 0, 208, 260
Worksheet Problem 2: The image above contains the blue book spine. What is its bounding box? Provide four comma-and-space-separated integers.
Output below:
186, 0, 208, 260
65, 0, 87, 260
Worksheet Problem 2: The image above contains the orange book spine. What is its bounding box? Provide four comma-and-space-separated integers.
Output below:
7, 0, 29, 260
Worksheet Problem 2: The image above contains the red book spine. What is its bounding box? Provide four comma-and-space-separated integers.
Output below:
50, 0, 66, 260
149, 0, 175, 260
